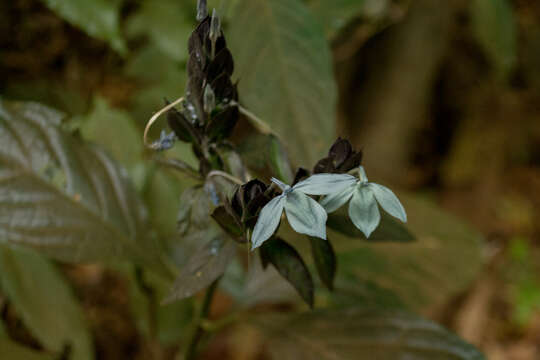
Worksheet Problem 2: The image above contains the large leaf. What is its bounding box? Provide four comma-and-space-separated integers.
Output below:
40, 0, 126, 53
126, 0, 194, 61
0, 245, 93, 360
471, 0, 517, 78
327, 193, 484, 312
0, 100, 164, 270
0, 339, 55, 360
229, 0, 337, 166
252, 307, 485, 359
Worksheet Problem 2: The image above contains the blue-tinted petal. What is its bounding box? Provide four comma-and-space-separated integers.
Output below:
348, 186, 380, 238
285, 191, 327, 239
319, 184, 355, 213
251, 195, 286, 250
368, 183, 407, 222
293, 173, 357, 195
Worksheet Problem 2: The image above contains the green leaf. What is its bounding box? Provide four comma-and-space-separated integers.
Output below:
471, 0, 517, 78
252, 307, 485, 359
328, 193, 484, 312
40, 0, 126, 53
309, 236, 336, 290
308, 0, 366, 36
260, 237, 314, 307
126, 0, 194, 61
0, 100, 164, 271
164, 229, 236, 303
79, 97, 142, 167
0, 339, 55, 360
229, 0, 337, 166
0, 245, 93, 360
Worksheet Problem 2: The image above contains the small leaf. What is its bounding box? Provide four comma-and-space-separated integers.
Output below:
205, 105, 239, 141
348, 186, 380, 238
211, 206, 244, 241
293, 173, 357, 195
368, 183, 407, 222
310, 236, 336, 290
269, 135, 294, 184
41, 0, 126, 53
285, 191, 327, 240
251, 195, 286, 250
0, 245, 93, 360
164, 232, 236, 303
0, 338, 55, 360
252, 307, 486, 360
320, 184, 355, 213
260, 237, 314, 307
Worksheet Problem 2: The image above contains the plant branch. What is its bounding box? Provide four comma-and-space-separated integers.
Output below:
184, 277, 221, 360
207, 170, 244, 185
152, 156, 202, 180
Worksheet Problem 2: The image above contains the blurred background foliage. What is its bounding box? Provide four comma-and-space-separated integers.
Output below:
0, 0, 539, 359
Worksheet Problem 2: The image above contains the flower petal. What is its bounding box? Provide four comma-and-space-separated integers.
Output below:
293, 173, 357, 195
285, 191, 327, 239
271, 177, 290, 191
368, 183, 407, 222
319, 184, 355, 213
348, 186, 380, 238
251, 195, 286, 250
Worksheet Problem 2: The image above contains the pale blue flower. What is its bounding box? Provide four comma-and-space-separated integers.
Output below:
251, 174, 357, 250
320, 166, 407, 238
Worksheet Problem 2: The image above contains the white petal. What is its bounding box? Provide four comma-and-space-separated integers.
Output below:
293, 173, 357, 195
271, 177, 290, 191
358, 166, 368, 182
348, 186, 380, 238
284, 191, 327, 239
319, 184, 355, 213
251, 195, 286, 250
368, 183, 407, 222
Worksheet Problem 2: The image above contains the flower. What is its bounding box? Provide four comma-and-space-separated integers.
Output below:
320, 166, 407, 238
251, 174, 357, 250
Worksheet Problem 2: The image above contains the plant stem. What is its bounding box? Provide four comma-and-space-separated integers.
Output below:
184, 277, 221, 360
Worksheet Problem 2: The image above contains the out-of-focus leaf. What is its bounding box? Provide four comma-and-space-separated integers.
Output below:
123, 266, 194, 345
0, 245, 93, 360
328, 193, 484, 312
125, 45, 187, 125
252, 307, 485, 360
126, 0, 194, 61
310, 236, 336, 290
164, 229, 236, 303
79, 97, 143, 179
40, 0, 126, 53
260, 237, 314, 307
229, 0, 337, 166
0, 100, 164, 271
471, 0, 517, 78
0, 339, 55, 360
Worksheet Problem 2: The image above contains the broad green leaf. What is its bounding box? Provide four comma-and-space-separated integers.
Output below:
164, 228, 236, 303
0, 245, 93, 360
260, 237, 314, 307
40, 0, 126, 53
252, 307, 485, 360
126, 0, 194, 61
471, 0, 517, 78
229, 0, 337, 166
308, 0, 366, 36
0, 339, 55, 360
0, 100, 165, 271
310, 236, 336, 290
328, 193, 484, 312
79, 97, 142, 171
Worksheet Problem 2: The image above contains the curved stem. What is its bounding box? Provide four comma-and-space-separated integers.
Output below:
144, 96, 185, 149
184, 278, 221, 360
231, 101, 274, 136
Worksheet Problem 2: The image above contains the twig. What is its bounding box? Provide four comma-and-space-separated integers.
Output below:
184, 278, 221, 360
153, 157, 202, 180
230, 101, 274, 136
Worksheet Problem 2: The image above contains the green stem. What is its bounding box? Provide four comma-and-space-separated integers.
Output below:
184, 277, 221, 360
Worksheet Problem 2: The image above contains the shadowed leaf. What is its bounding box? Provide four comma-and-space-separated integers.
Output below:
309, 236, 336, 290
